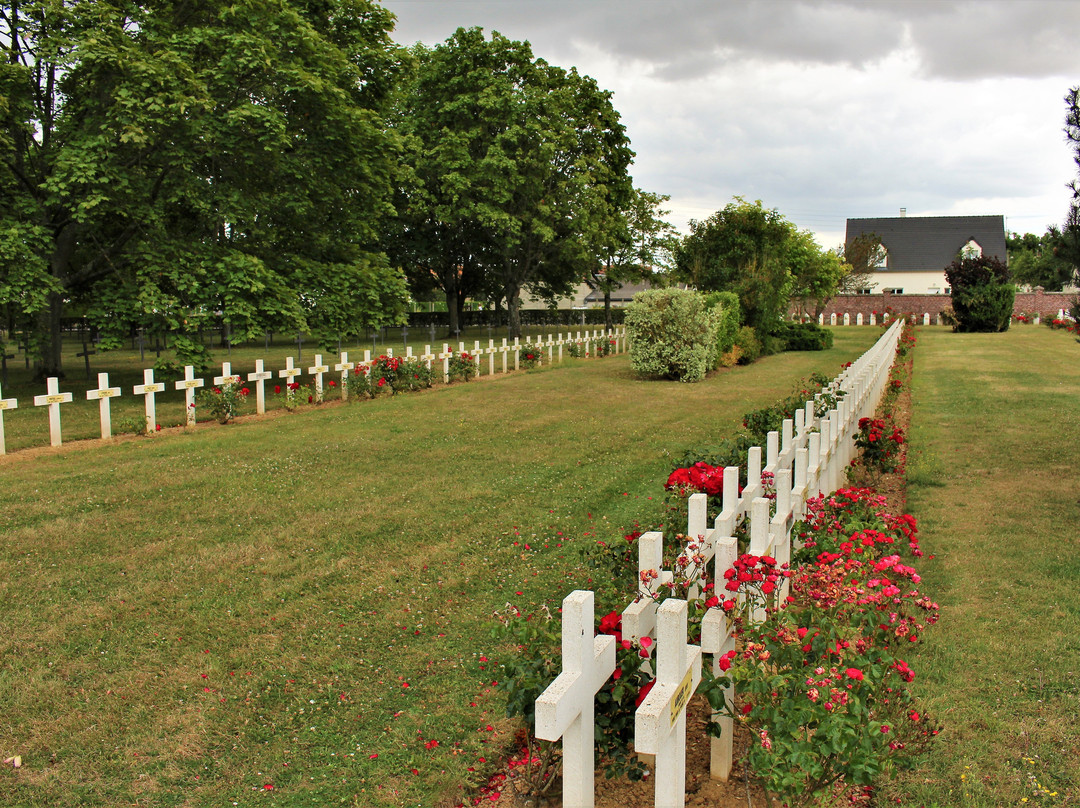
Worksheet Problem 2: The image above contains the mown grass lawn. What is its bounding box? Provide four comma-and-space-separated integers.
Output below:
0, 330, 877, 808
889, 325, 1080, 806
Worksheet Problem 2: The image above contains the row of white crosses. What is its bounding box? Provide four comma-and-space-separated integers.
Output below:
819, 311, 949, 327
0, 328, 630, 454
533, 321, 906, 807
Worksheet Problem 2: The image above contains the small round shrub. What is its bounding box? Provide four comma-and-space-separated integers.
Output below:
734, 325, 762, 365
625, 288, 720, 382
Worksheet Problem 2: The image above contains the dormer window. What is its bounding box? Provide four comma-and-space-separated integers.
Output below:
961, 238, 982, 259
872, 245, 888, 269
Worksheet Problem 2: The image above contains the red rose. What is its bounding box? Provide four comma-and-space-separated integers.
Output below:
634, 680, 655, 707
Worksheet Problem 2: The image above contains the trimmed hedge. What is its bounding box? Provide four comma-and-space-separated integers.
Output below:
776, 321, 834, 351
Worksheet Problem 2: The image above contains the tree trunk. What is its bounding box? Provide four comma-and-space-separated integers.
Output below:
506, 284, 522, 338
34, 292, 64, 381
455, 295, 467, 337
445, 287, 460, 339
604, 289, 613, 331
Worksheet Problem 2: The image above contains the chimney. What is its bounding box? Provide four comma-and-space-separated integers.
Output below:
900, 207, 907, 218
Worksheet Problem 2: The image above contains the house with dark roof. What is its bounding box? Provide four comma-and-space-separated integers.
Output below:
845, 213, 1007, 295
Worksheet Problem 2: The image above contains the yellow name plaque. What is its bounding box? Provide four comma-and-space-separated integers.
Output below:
670, 668, 694, 727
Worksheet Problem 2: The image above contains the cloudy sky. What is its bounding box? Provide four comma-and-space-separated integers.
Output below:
381, 0, 1080, 251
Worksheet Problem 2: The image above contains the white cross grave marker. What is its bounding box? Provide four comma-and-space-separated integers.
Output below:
535, 590, 615, 808
335, 352, 355, 400
132, 368, 166, 433
174, 365, 205, 425
500, 339, 509, 374
622, 531, 674, 671
33, 377, 73, 447
513, 337, 521, 371
86, 372, 121, 439
215, 362, 241, 387
420, 345, 435, 371
635, 598, 702, 808
701, 536, 738, 782
0, 383, 18, 454
308, 354, 329, 402
438, 343, 453, 384
247, 360, 273, 414
485, 340, 496, 376
278, 357, 301, 385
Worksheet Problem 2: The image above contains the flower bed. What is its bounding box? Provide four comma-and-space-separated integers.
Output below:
477, 321, 934, 807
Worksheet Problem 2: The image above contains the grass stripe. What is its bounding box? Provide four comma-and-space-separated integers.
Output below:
893, 326, 1080, 806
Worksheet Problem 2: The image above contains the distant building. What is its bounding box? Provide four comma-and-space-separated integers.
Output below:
846, 213, 1007, 295
582, 281, 658, 307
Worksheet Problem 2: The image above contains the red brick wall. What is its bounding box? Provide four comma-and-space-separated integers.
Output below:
795, 289, 1076, 321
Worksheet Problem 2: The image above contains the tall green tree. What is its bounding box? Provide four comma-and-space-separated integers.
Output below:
787, 228, 844, 319
1, 0, 407, 376
388, 28, 634, 338
1006, 228, 1078, 291
1062, 86, 1080, 274
674, 198, 796, 337
584, 187, 677, 329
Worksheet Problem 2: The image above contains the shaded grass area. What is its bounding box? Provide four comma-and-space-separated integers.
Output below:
0, 331, 877, 807
891, 326, 1080, 806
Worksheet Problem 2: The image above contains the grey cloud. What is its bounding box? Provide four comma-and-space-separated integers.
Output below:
385, 0, 1080, 81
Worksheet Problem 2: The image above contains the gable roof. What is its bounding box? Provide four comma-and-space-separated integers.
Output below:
846, 215, 1006, 273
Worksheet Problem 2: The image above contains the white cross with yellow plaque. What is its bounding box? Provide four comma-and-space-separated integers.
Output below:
278, 356, 301, 386
307, 354, 329, 402
438, 344, 453, 384
247, 359, 273, 414
420, 345, 435, 371
86, 372, 122, 439
174, 365, 204, 426
335, 352, 355, 400
472, 341, 482, 375
133, 368, 166, 433
0, 382, 18, 454
214, 361, 241, 387
33, 377, 73, 447
635, 598, 702, 808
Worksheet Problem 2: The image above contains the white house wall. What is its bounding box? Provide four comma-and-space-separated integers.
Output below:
869, 270, 951, 295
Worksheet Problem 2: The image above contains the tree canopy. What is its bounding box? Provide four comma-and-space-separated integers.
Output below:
674, 198, 799, 337
1, 0, 408, 375
387, 28, 635, 339
1062, 86, 1080, 274
1006, 228, 1078, 291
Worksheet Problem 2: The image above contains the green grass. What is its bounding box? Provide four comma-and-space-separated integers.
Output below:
0, 324, 605, 453
887, 325, 1080, 806
0, 329, 878, 808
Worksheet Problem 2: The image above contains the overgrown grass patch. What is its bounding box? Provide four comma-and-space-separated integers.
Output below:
887, 326, 1080, 807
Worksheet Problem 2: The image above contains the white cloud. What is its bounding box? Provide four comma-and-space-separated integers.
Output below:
382, 0, 1080, 245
